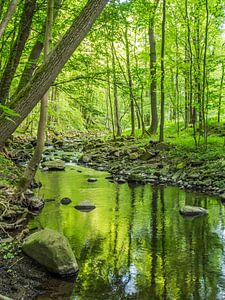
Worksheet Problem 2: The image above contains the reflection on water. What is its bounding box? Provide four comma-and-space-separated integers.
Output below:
32, 166, 225, 299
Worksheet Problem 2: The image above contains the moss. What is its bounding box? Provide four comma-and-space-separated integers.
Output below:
0, 153, 21, 187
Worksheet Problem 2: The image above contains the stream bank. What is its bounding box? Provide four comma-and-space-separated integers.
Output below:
1, 133, 225, 298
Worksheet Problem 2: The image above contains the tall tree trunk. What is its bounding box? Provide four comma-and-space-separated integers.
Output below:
202, 0, 209, 144
0, 0, 36, 104
105, 35, 115, 138
19, 0, 54, 193
218, 61, 224, 123
0, 0, 109, 149
16, 0, 62, 93
184, 45, 189, 129
185, 0, 196, 146
195, 13, 202, 135
124, 23, 135, 136
149, 25, 158, 134
112, 41, 121, 137
175, 31, 180, 135
0, 0, 19, 39
159, 0, 166, 142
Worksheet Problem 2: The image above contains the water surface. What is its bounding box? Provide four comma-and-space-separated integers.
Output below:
31, 166, 225, 300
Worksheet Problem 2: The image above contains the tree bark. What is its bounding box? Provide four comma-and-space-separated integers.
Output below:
16, 0, 62, 93
202, 0, 209, 144
0, 0, 19, 39
111, 41, 122, 137
124, 23, 135, 136
218, 61, 224, 123
0, 0, 109, 149
159, 0, 166, 142
18, 0, 54, 193
0, 0, 36, 104
149, 25, 158, 134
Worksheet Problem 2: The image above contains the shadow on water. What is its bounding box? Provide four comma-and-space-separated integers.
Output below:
32, 166, 225, 299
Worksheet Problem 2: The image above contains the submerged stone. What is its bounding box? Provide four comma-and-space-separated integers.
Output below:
45, 198, 55, 202
179, 205, 208, 217
74, 201, 96, 212
61, 197, 72, 205
22, 229, 78, 276
87, 178, 97, 182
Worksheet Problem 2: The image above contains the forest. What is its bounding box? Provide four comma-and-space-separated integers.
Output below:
1, 0, 225, 299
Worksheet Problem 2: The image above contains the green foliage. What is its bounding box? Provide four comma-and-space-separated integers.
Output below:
0, 153, 20, 186
0, 242, 20, 260
0, 104, 20, 120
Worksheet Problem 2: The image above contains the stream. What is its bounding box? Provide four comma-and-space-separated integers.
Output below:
30, 165, 225, 299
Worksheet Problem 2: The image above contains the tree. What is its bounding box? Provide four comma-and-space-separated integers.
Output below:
0, 0, 37, 104
18, 0, 54, 193
149, 0, 159, 135
159, 0, 166, 142
0, 0, 19, 39
0, 0, 109, 149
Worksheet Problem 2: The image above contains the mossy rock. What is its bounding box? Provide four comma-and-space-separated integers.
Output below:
42, 160, 65, 171
22, 229, 78, 276
179, 205, 208, 217
127, 173, 145, 183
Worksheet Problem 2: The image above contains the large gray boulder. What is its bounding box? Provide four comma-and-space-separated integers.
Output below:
179, 205, 208, 217
22, 229, 78, 276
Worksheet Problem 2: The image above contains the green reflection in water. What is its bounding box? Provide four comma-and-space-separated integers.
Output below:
31, 166, 225, 300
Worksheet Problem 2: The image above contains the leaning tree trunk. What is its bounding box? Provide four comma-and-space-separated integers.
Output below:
0, 0, 36, 104
0, 0, 109, 150
0, 0, 19, 39
18, 0, 54, 193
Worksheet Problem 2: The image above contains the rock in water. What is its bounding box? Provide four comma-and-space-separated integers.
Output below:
28, 196, 44, 210
22, 229, 78, 276
42, 160, 65, 171
61, 197, 72, 205
179, 205, 208, 217
87, 178, 97, 182
74, 201, 96, 212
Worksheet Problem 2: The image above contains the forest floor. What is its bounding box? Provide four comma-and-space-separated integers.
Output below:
1, 126, 225, 299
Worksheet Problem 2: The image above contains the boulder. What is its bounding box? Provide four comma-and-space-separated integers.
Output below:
22, 229, 78, 276
42, 160, 65, 171
74, 201, 96, 212
179, 205, 208, 217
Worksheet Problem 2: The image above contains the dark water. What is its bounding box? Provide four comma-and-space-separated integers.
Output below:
31, 166, 225, 300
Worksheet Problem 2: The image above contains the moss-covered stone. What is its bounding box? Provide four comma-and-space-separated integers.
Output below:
22, 229, 78, 276
179, 206, 208, 217
42, 160, 65, 171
